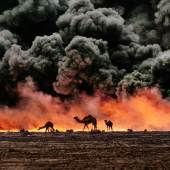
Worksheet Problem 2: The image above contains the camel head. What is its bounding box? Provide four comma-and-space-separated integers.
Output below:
74, 116, 83, 123
105, 120, 108, 123
74, 116, 79, 120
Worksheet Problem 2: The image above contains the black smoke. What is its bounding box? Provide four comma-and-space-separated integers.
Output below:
1, 0, 170, 106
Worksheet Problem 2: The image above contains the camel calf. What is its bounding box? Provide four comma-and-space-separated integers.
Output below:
105, 120, 113, 131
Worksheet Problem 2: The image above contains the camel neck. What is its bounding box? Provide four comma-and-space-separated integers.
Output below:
75, 117, 83, 123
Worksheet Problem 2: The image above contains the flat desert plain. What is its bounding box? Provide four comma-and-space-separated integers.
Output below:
0, 131, 170, 170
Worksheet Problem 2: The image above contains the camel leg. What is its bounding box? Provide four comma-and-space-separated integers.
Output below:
46, 127, 49, 133
83, 124, 86, 131
94, 125, 97, 130
51, 127, 54, 132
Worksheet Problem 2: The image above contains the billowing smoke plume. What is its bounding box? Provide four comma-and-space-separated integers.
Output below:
0, 30, 18, 59
155, 0, 170, 27
154, 0, 170, 49
152, 50, 170, 97
1, 0, 170, 108
56, 0, 138, 45
0, 33, 64, 103
0, 0, 68, 45
53, 36, 123, 96
0, 0, 68, 26
111, 43, 161, 70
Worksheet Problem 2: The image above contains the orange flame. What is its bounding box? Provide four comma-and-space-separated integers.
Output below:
0, 80, 170, 131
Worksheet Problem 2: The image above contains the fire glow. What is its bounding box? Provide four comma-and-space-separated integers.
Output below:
0, 81, 170, 132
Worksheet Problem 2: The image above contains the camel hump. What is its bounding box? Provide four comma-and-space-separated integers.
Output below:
45, 121, 53, 126
86, 114, 96, 119
108, 120, 113, 124
105, 120, 113, 127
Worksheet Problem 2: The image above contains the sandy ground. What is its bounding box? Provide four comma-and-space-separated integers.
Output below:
0, 131, 170, 170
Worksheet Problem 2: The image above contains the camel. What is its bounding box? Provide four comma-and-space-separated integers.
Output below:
74, 115, 97, 131
38, 121, 54, 133
105, 120, 113, 131
127, 129, 133, 132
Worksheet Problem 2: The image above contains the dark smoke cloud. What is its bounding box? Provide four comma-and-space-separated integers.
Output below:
152, 50, 170, 97
1, 0, 170, 105
0, 0, 68, 26
111, 43, 161, 71
154, 0, 170, 50
155, 0, 170, 27
53, 36, 123, 96
0, 33, 64, 105
0, 30, 18, 59
117, 46, 162, 95
2, 33, 64, 80
127, 5, 158, 45
0, 1, 18, 14
118, 70, 152, 95
56, 0, 94, 43
118, 56, 160, 95
0, 0, 68, 45
56, 0, 138, 45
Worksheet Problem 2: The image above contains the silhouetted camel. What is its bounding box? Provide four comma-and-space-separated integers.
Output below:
38, 121, 54, 133
105, 120, 113, 131
74, 115, 97, 131
127, 129, 133, 132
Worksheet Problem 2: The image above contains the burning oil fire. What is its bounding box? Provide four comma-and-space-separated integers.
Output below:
0, 80, 170, 132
